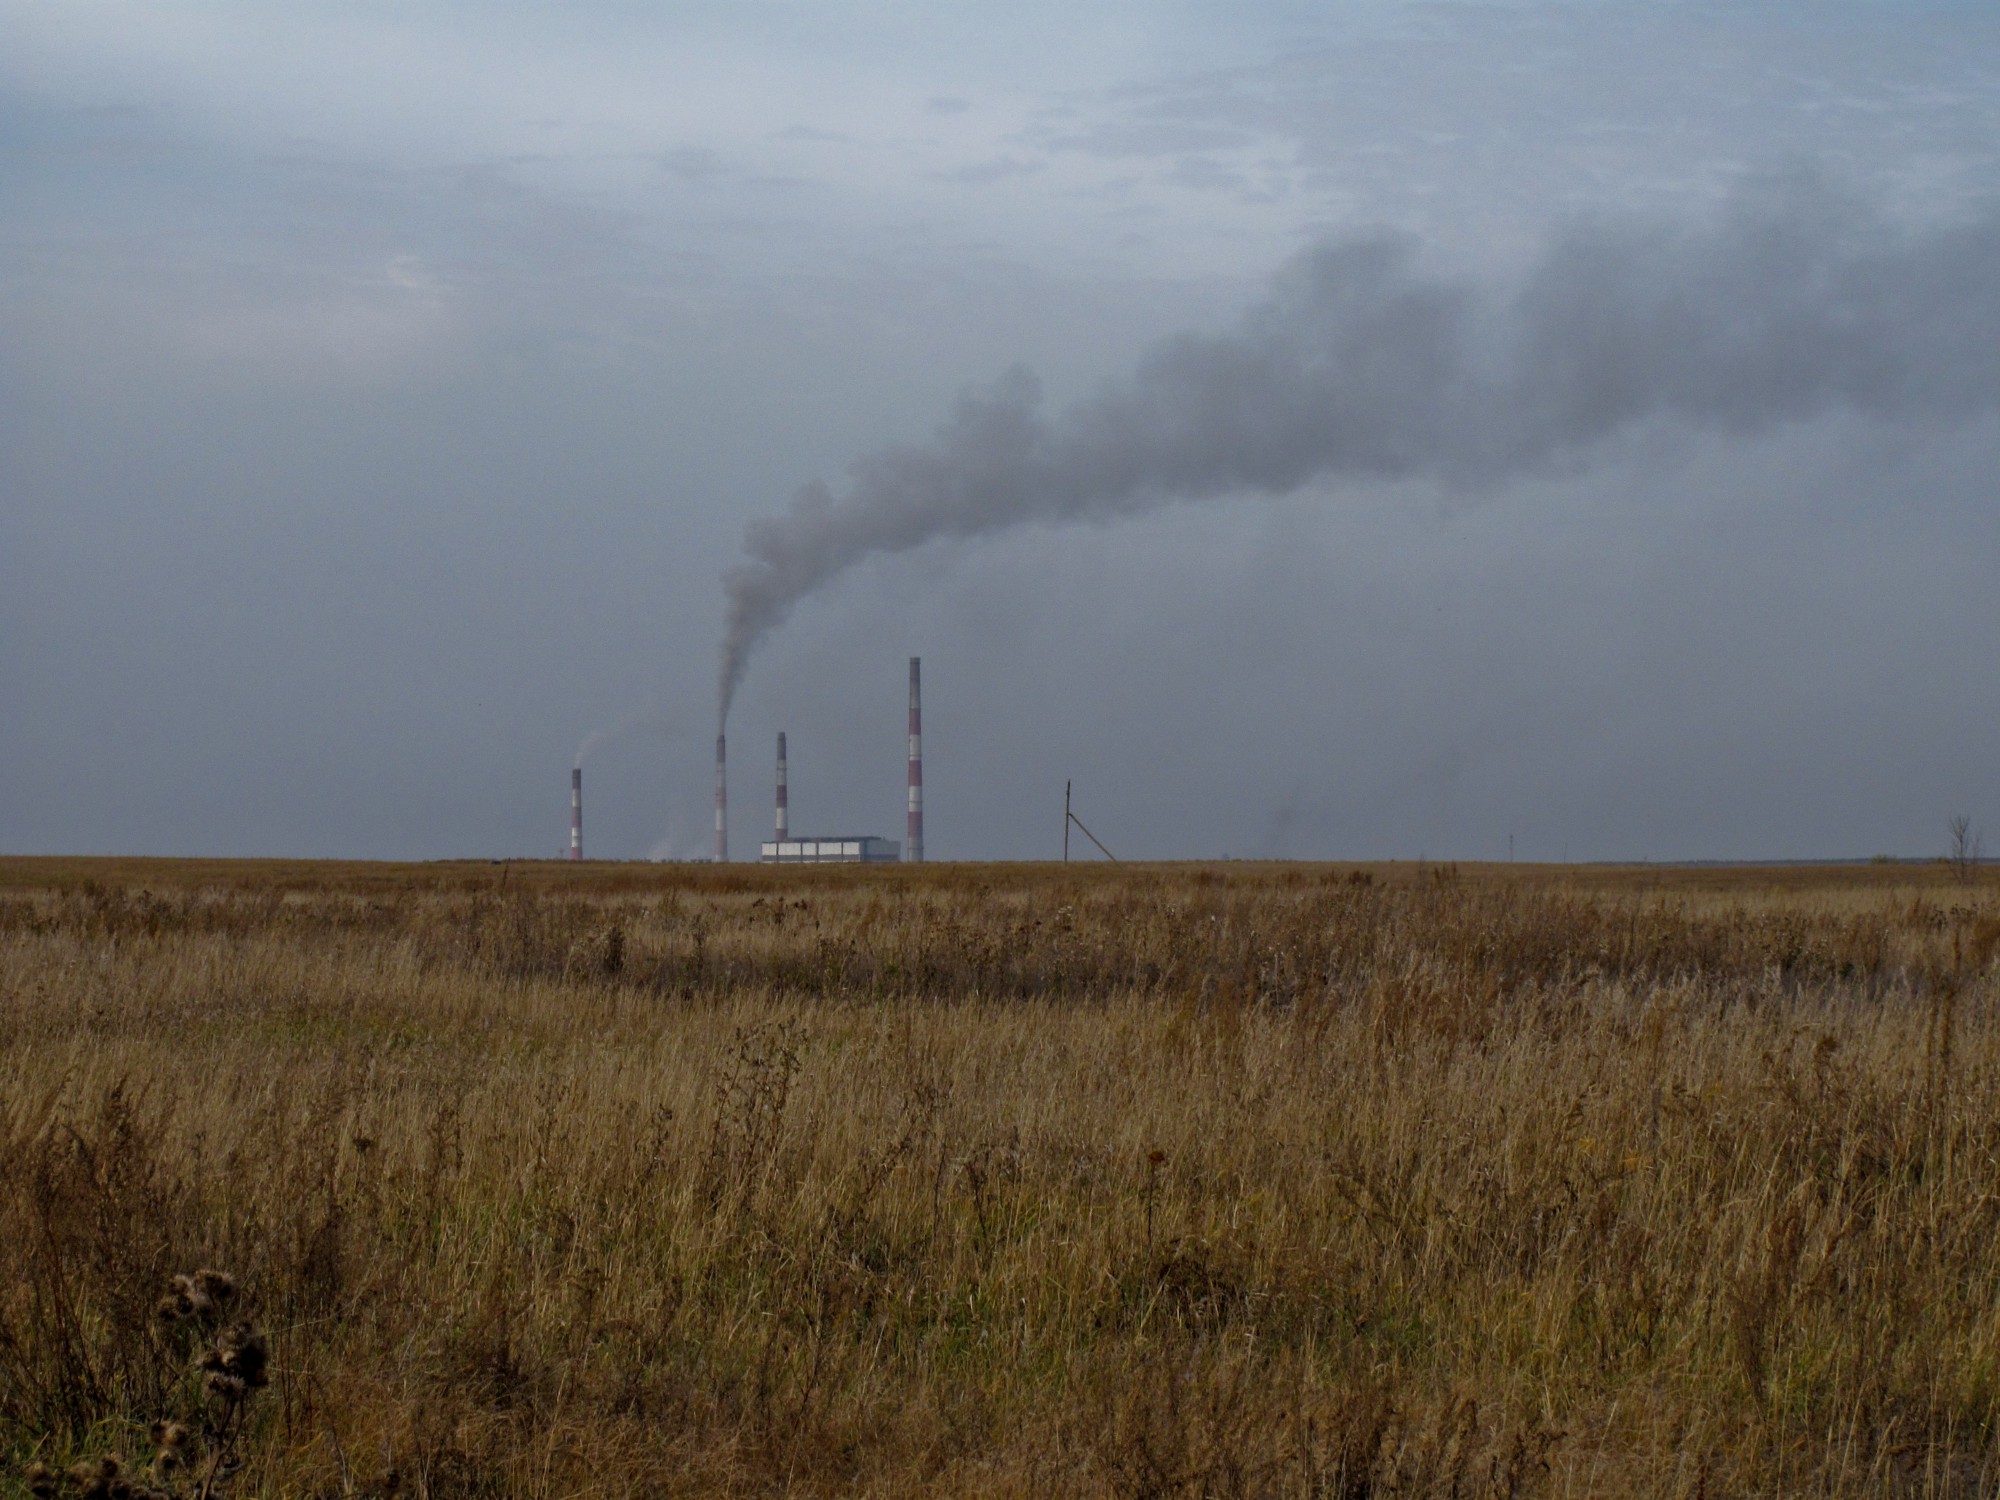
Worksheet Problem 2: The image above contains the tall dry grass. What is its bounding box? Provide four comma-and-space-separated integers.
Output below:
2, 858, 1998, 1497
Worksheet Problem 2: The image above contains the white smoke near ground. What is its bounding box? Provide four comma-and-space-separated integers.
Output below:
646, 816, 694, 862
571, 714, 704, 859
716, 178, 2000, 724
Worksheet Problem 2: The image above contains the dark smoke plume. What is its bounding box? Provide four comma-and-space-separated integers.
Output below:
719, 181, 2000, 721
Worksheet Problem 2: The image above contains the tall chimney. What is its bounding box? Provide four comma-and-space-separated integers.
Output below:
714, 733, 728, 863
775, 731, 789, 841
906, 656, 923, 862
570, 766, 583, 861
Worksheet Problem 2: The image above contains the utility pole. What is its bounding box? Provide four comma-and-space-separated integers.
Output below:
1062, 783, 1118, 861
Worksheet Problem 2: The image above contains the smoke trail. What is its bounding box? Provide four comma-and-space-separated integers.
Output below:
574, 714, 674, 769
718, 180, 2000, 721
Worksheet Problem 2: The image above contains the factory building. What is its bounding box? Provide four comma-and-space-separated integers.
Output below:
757, 697, 909, 864
760, 836, 902, 864
708, 658, 925, 865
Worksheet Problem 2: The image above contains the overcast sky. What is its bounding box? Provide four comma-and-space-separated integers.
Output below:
4, 1, 1997, 862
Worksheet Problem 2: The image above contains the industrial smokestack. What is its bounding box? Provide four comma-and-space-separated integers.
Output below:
714, 734, 728, 863
775, 731, 788, 841
906, 657, 923, 863
570, 766, 582, 861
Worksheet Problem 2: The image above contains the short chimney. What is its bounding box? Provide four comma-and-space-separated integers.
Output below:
570, 766, 582, 861
714, 734, 728, 863
776, 731, 789, 840
906, 657, 923, 862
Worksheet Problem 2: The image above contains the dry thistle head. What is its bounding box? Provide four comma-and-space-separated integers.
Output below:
23, 1462, 56, 1499
67, 1456, 120, 1500
156, 1275, 200, 1324
157, 1268, 238, 1328
191, 1269, 237, 1308
148, 1420, 190, 1472
201, 1321, 270, 1394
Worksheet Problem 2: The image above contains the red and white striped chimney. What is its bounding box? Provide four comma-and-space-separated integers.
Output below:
714, 733, 728, 863
906, 656, 923, 862
570, 766, 582, 861
775, 731, 788, 841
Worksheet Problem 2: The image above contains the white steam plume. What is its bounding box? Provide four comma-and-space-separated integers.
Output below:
574, 714, 675, 770
718, 180, 2000, 722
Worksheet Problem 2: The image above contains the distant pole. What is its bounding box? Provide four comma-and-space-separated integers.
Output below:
1064, 781, 1071, 863
1508, 832, 1514, 863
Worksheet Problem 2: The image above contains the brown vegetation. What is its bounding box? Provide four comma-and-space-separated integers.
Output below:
2, 856, 1998, 1497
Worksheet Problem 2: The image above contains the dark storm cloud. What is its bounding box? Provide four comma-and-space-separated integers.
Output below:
719, 180, 2000, 719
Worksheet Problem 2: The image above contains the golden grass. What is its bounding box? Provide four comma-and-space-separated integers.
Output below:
2, 857, 1998, 1497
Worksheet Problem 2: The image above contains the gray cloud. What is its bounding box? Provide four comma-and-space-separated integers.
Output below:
936, 156, 1047, 186
718, 179, 2000, 721
656, 145, 731, 181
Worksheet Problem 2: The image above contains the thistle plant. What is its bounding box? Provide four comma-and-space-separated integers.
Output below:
23, 1272, 270, 1500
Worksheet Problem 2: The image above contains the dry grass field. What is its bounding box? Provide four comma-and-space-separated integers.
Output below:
3, 856, 1999, 1498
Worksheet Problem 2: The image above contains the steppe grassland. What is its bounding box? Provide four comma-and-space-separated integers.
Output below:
2, 857, 1998, 1498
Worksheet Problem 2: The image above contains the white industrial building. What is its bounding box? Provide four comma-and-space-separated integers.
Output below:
760, 836, 901, 864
